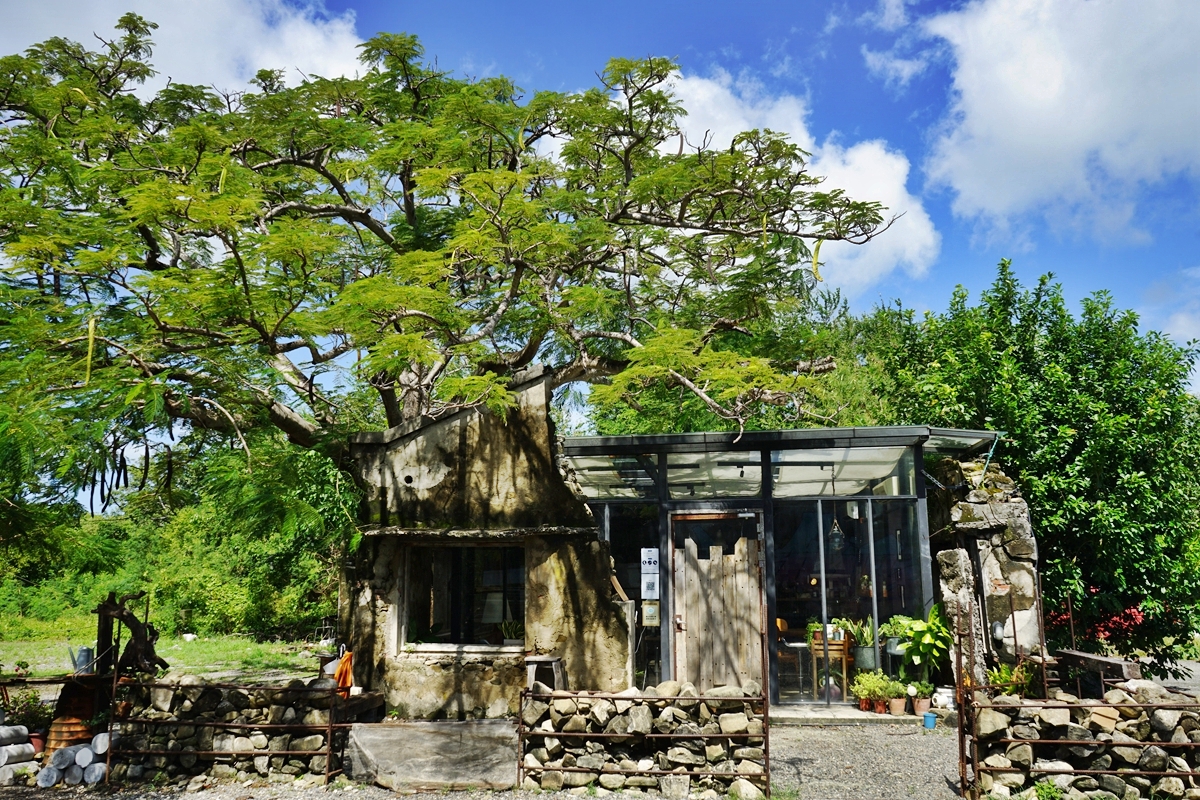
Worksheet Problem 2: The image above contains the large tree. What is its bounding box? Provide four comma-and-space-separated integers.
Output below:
0, 15, 886, 500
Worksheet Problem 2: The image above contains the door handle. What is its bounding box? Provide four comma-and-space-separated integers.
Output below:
675, 615, 687, 632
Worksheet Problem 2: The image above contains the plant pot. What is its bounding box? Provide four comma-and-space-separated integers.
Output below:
853, 645, 877, 671
28, 731, 46, 754
858, 696, 871, 712
885, 636, 905, 656
913, 697, 931, 715
872, 699, 888, 714
888, 698, 908, 716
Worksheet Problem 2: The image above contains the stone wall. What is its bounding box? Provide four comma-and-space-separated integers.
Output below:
520, 680, 767, 800
110, 676, 346, 791
930, 458, 1043, 679
971, 679, 1200, 800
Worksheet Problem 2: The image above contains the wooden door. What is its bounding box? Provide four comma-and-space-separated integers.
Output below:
672, 514, 764, 691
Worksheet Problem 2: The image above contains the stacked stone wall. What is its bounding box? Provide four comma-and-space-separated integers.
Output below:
109, 676, 347, 791
520, 680, 767, 800
972, 680, 1200, 800
932, 458, 1042, 682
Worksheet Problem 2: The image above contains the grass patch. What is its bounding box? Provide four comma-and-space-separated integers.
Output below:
0, 635, 317, 680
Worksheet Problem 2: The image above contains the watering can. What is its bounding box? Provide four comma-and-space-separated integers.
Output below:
68, 645, 95, 674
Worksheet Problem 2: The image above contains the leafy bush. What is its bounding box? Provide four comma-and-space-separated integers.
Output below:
2, 687, 52, 730
850, 669, 889, 700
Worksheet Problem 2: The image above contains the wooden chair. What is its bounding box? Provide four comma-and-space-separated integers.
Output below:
810, 626, 853, 700
775, 619, 803, 691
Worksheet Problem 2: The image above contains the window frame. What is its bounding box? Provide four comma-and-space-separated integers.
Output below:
398, 541, 527, 655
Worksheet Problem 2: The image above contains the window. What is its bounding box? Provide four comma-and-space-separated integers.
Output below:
406, 546, 524, 647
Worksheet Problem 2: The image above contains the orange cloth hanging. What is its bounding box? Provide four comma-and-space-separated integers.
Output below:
332, 650, 353, 698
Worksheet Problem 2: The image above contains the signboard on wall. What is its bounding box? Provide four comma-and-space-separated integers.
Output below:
641, 573, 660, 600
641, 601, 660, 626
640, 548, 659, 573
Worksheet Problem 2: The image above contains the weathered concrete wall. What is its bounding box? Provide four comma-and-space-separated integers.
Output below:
345, 721, 517, 791
526, 535, 632, 694
930, 458, 1043, 676
344, 368, 630, 717
345, 532, 632, 718
349, 367, 592, 530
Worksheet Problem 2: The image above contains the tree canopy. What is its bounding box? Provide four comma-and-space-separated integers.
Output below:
0, 14, 887, 514
866, 262, 1200, 671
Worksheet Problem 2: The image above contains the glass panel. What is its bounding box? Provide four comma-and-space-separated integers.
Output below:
772, 501, 821, 703
771, 447, 915, 497
667, 452, 761, 499
407, 546, 524, 645
603, 503, 663, 685
565, 454, 658, 499
873, 499, 925, 675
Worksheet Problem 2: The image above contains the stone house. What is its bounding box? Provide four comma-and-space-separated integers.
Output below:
341, 367, 1040, 716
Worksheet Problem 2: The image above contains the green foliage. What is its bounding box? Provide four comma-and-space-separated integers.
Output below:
884, 679, 907, 700
897, 604, 952, 683
2, 687, 52, 730
910, 681, 935, 699
0, 18, 887, 511
850, 669, 889, 701
1033, 779, 1064, 800
867, 262, 1200, 672
0, 430, 360, 639
832, 616, 874, 647
987, 663, 1038, 698
878, 615, 915, 639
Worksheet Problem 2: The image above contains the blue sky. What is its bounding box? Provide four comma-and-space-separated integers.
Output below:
5, 0, 1200, 342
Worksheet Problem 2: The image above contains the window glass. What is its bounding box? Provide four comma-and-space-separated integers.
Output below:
667, 452, 761, 499
771, 447, 915, 497
407, 546, 524, 645
565, 455, 658, 499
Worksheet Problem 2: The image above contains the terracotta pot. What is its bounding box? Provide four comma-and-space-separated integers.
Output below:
858, 696, 871, 712
27, 732, 46, 754
913, 697, 931, 715
888, 698, 908, 716
873, 699, 888, 714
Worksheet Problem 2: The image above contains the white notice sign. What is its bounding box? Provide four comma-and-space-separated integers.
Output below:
640, 548, 659, 574
641, 573, 660, 600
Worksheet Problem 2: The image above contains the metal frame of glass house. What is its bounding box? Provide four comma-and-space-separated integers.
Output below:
561, 425, 998, 705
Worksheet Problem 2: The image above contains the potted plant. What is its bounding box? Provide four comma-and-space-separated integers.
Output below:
886, 680, 908, 715
4, 687, 52, 752
879, 615, 914, 658
851, 670, 888, 712
500, 618, 525, 647
898, 604, 953, 684
834, 616, 877, 671
911, 681, 935, 715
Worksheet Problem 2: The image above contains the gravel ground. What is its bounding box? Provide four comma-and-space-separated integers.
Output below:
5, 725, 962, 800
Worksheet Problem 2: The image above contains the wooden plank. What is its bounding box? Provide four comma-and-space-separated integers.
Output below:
722, 544, 738, 687
684, 537, 699, 687
746, 538, 763, 686
674, 537, 688, 683
699, 547, 713, 691
734, 538, 750, 686
710, 545, 726, 688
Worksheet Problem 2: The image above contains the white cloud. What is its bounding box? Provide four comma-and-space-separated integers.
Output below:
671, 70, 940, 295
924, 0, 1200, 236
861, 46, 927, 88
0, 0, 362, 91
862, 0, 916, 31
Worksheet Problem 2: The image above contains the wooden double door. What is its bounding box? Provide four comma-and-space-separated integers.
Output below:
671, 512, 765, 691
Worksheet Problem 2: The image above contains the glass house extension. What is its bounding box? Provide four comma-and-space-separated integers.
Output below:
561, 426, 998, 706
